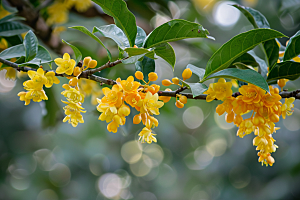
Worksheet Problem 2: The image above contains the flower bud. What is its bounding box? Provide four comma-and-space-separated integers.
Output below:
73, 66, 81, 76
83, 56, 92, 66
133, 45, 138, 48
135, 71, 144, 80
133, 114, 141, 124
277, 79, 288, 89
182, 68, 192, 81
172, 77, 180, 85
179, 95, 187, 104
162, 79, 172, 86
88, 60, 97, 68
225, 111, 234, 123
175, 100, 184, 108
148, 72, 158, 82
69, 77, 78, 87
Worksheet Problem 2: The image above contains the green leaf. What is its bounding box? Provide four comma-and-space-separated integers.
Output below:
122, 53, 146, 64
267, 61, 300, 83
70, 26, 112, 61
248, 51, 268, 79
283, 30, 300, 61
205, 68, 269, 92
230, 52, 259, 67
4, 35, 23, 46
43, 88, 63, 128
1, 0, 18, 13
93, 25, 129, 49
186, 64, 205, 81
124, 47, 150, 57
143, 19, 211, 48
183, 82, 208, 97
135, 56, 155, 82
154, 43, 176, 68
23, 30, 38, 62
144, 51, 156, 60
19, 45, 52, 66
0, 21, 31, 37
280, 0, 300, 12
135, 27, 147, 48
233, 5, 279, 70
0, 44, 25, 59
92, 0, 137, 47
62, 39, 82, 65
0, 14, 25, 24
203, 29, 286, 79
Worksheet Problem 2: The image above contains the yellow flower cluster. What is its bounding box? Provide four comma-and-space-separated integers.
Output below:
17, 68, 60, 105
205, 79, 295, 166
97, 72, 164, 144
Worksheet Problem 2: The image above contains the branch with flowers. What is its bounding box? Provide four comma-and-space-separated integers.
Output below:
1, 0, 300, 167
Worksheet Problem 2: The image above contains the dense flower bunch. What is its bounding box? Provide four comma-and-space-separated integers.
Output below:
97, 71, 164, 144
204, 78, 295, 166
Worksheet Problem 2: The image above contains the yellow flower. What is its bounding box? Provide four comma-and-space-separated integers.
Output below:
25, 89, 48, 102
182, 68, 192, 81
125, 93, 141, 107
65, 0, 92, 12
281, 97, 295, 119
17, 92, 31, 105
61, 84, 85, 103
62, 100, 86, 127
138, 127, 157, 144
46, 2, 68, 25
138, 92, 164, 115
54, 53, 76, 75
26, 68, 48, 89
277, 79, 288, 90
204, 78, 232, 102
120, 76, 140, 94
236, 118, 254, 138
239, 84, 265, 104
45, 71, 60, 88
1, 67, 16, 80
101, 85, 123, 107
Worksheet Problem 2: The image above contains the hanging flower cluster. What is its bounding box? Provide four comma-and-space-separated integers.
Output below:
204, 78, 295, 166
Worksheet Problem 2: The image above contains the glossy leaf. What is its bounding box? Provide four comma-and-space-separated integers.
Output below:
135, 27, 147, 48
70, 26, 112, 61
0, 44, 25, 59
62, 39, 82, 65
143, 19, 211, 48
203, 28, 286, 79
4, 35, 23, 46
183, 82, 208, 97
0, 21, 31, 37
122, 54, 146, 64
124, 47, 150, 57
92, 0, 137, 47
267, 61, 300, 82
0, 14, 25, 24
186, 64, 205, 81
263, 39, 279, 69
231, 52, 259, 67
23, 30, 38, 62
135, 56, 155, 82
144, 51, 156, 60
248, 51, 268, 79
93, 25, 129, 49
205, 68, 269, 92
283, 30, 300, 61
19, 45, 52, 66
154, 43, 176, 68
1, 0, 18, 13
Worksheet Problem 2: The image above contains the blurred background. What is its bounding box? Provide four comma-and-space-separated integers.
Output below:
1, 0, 300, 199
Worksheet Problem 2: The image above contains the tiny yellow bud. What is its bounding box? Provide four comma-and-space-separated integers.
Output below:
133, 114, 141, 124
73, 66, 81, 76
175, 100, 184, 108
225, 112, 234, 123
83, 56, 92, 66
133, 45, 138, 48
69, 77, 78, 87
148, 72, 158, 82
277, 79, 288, 89
172, 77, 180, 85
135, 71, 144, 80
182, 68, 192, 81
162, 79, 172, 86
179, 95, 187, 104
88, 60, 97, 68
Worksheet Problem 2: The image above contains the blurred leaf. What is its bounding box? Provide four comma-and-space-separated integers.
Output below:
135, 26, 147, 48
267, 61, 300, 83
1, 0, 18, 13
248, 51, 268, 79
143, 19, 211, 48
233, 5, 279, 70
24, 30, 38, 62
93, 25, 129, 49
0, 44, 25, 59
122, 54, 146, 64
186, 64, 205, 81
92, 0, 137, 47
205, 68, 269, 92
0, 21, 31, 37
183, 82, 208, 97
62, 39, 82, 65
43, 87, 63, 128
283, 30, 300, 61
144, 51, 156, 59
0, 14, 25, 24
124, 47, 150, 57
154, 43, 175, 68
70, 26, 112, 61
280, 0, 300, 12
135, 56, 155, 82
204, 29, 286, 79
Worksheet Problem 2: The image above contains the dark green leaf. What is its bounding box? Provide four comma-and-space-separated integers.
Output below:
205, 68, 269, 92
1, 0, 18, 13
143, 19, 211, 48
93, 25, 129, 49
62, 39, 82, 65
144, 51, 156, 59
135, 56, 155, 82
122, 54, 146, 64
135, 27, 147, 48
263, 39, 279, 69
231, 52, 259, 67
267, 61, 300, 82
124, 47, 150, 57
23, 30, 38, 62
0, 44, 25, 59
92, 0, 137, 47
70, 26, 112, 61
0, 14, 25, 24
0, 21, 31, 37
183, 82, 208, 97
203, 29, 286, 79
3, 35, 23, 46
283, 30, 300, 61
248, 51, 268, 79
154, 43, 176, 68
186, 64, 205, 81
19, 45, 52, 66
